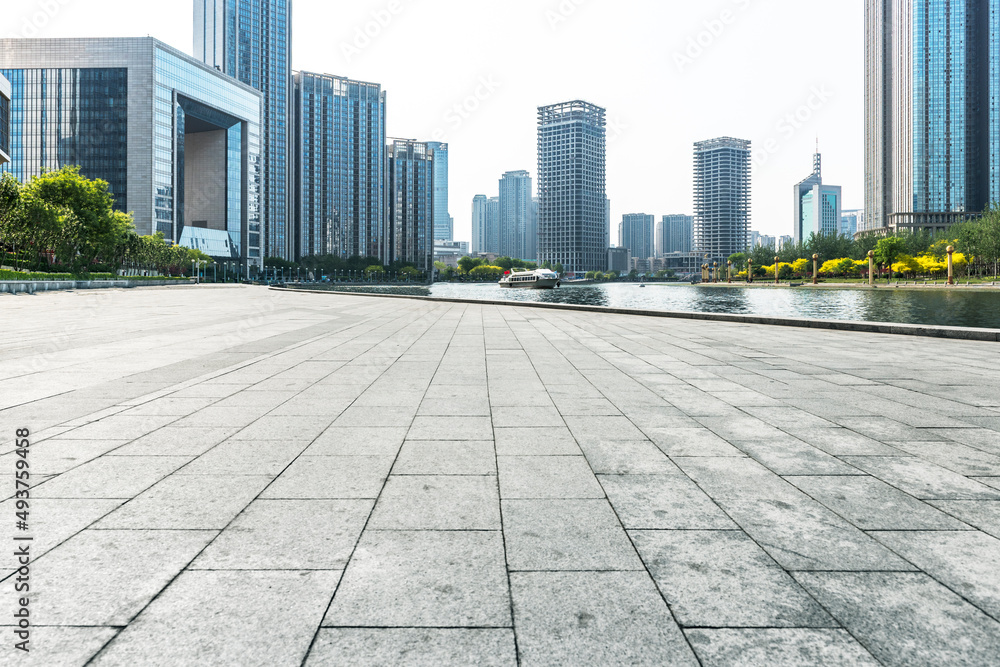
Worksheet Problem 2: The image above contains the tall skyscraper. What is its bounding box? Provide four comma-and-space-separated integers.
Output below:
293, 72, 387, 262
865, 0, 999, 233
619, 214, 655, 260
498, 170, 534, 260
1, 38, 261, 269
195, 0, 292, 260
388, 139, 434, 271
426, 142, 452, 241
793, 152, 842, 244
529, 197, 539, 261
656, 215, 694, 256
471, 195, 489, 255
486, 196, 500, 255
0, 73, 9, 166
537, 101, 607, 274
841, 209, 864, 237
693, 137, 751, 263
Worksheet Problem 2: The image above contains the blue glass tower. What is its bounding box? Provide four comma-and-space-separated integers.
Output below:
866, 0, 999, 232
195, 0, 291, 261
293, 72, 387, 262
388, 139, 434, 271
426, 142, 451, 241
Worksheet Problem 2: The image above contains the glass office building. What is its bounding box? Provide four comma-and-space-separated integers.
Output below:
793, 152, 842, 244
293, 72, 387, 262
195, 0, 292, 260
0, 38, 262, 269
865, 0, 999, 232
619, 213, 655, 261
388, 139, 434, 271
0, 73, 10, 166
537, 100, 607, 275
471, 194, 488, 255
498, 170, 534, 261
656, 215, 693, 256
693, 137, 751, 264
426, 141, 452, 241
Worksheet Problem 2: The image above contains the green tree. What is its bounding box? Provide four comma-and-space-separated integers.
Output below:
458, 256, 483, 274
874, 236, 908, 280
728, 252, 747, 272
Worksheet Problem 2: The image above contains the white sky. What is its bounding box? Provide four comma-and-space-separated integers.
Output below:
8, 0, 864, 242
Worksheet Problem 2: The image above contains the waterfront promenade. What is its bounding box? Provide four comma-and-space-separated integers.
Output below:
2, 285, 1000, 665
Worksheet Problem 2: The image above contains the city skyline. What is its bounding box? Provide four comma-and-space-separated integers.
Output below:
4, 0, 866, 244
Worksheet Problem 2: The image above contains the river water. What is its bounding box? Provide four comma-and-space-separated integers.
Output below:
427, 282, 1000, 329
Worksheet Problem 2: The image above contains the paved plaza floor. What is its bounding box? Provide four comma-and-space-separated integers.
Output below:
2, 285, 1000, 666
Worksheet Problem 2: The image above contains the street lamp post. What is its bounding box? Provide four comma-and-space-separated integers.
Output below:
747, 259, 753, 284
727, 261, 732, 283
868, 250, 875, 286
813, 254, 819, 285
774, 256, 780, 286
947, 245, 955, 285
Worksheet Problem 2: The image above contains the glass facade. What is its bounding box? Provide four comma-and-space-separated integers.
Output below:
196, 0, 292, 260
388, 139, 434, 271
498, 170, 533, 261
0, 68, 128, 209
619, 214, 654, 261
0, 38, 262, 267
426, 141, 451, 241
693, 137, 751, 263
0, 74, 10, 165
293, 72, 386, 262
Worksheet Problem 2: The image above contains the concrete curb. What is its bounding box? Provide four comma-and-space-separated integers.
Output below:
0, 279, 195, 294
272, 286, 1000, 343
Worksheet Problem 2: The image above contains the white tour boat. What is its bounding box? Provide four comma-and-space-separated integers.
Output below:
499, 269, 561, 289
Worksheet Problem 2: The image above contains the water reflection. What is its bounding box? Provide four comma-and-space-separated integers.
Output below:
428, 283, 1000, 329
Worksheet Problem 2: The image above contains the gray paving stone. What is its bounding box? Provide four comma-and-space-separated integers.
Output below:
121, 396, 217, 416
632, 530, 835, 628
782, 427, 902, 455
646, 427, 745, 457
978, 477, 1000, 491
509, 571, 697, 666
1, 529, 215, 626
598, 474, 736, 529
494, 427, 580, 455
33, 455, 191, 499
324, 530, 510, 627
112, 426, 240, 456
305, 629, 516, 667
503, 499, 643, 571
229, 415, 333, 442
171, 406, 268, 428
563, 415, 649, 444
393, 440, 496, 475
733, 438, 861, 476
0, 626, 119, 667
578, 440, 682, 475
418, 397, 491, 417
304, 427, 408, 455
91, 570, 340, 667
842, 456, 1000, 500
931, 428, 1000, 455
833, 416, 944, 442
872, 531, 1000, 621
491, 406, 564, 428
787, 475, 970, 530
0, 498, 122, 569
0, 439, 130, 475
262, 456, 393, 499
795, 571, 1000, 667
52, 414, 178, 440
890, 440, 1000, 476
193, 499, 372, 570
407, 416, 494, 441
369, 475, 500, 530
177, 439, 305, 476
685, 629, 879, 666
695, 416, 787, 441
93, 474, 271, 530
497, 456, 604, 499
334, 406, 415, 427
930, 500, 1000, 538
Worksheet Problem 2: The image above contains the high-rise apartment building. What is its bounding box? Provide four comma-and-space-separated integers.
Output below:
537, 101, 607, 274
656, 214, 694, 256
292, 72, 387, 262
388, 139, 434, 271
793, 152, 842, 244
0, 73, 9, 166
498, 170, 534, 260
486, 196, 501, 255
1, 38, 261, 269
426, 142, 452, 241
195, 0, 292, 259
619, 214, 655, 260
693, 137, 751, 263
865, 0, 999, 233
471, 195, 489, 255
841, 209, 864, 237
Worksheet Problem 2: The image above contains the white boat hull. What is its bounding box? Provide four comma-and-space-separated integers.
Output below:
500, 278, 560, 289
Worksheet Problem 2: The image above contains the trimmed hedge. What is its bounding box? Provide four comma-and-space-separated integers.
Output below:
0, 270, 190, 282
